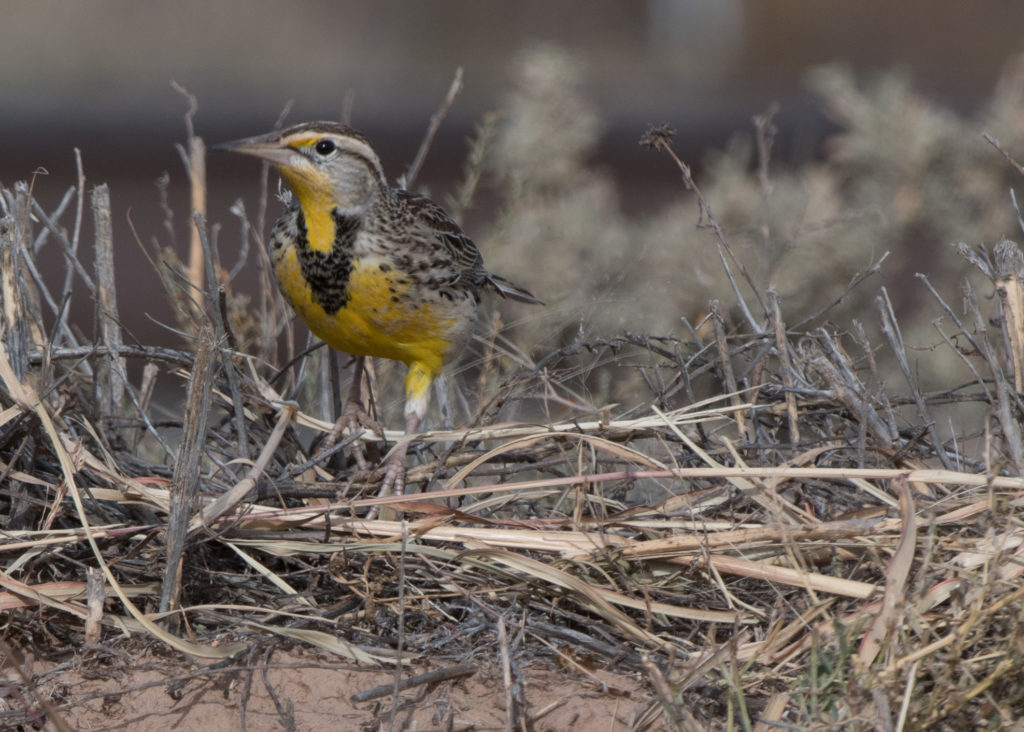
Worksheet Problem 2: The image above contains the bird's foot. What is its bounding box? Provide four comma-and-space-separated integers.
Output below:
379, 443, 410, 497
323, 400, 384, 471
364, 441, 411, 520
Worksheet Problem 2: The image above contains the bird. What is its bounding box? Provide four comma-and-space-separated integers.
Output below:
216, 121, 541, 498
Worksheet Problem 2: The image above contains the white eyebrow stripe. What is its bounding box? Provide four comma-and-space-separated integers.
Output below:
333, 136, 385, 181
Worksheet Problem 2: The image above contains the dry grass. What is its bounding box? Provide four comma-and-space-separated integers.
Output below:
4, 52, 1024, 730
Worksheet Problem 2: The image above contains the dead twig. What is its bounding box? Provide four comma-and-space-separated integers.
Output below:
400, 67, 464, 190
351, 663, 477, 703
160, 323, 218, 621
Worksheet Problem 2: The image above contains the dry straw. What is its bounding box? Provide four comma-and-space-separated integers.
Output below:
4, 73, 1024, 728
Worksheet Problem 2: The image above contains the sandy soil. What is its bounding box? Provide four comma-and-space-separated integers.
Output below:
10, 644, 661, 731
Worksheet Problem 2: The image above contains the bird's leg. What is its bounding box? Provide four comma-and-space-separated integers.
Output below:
377, 363, 433, 499
378, 410, 420, 498
323, 356, 382, 469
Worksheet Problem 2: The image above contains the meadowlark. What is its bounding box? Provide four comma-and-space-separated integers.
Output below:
217, 121, 540, 496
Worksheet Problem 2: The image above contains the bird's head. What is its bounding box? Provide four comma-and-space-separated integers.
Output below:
216, 121, 386, 216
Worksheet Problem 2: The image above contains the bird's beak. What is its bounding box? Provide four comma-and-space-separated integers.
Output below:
213, 131, 294, 167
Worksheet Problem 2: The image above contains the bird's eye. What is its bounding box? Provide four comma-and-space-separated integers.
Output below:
314, 139, 336, 157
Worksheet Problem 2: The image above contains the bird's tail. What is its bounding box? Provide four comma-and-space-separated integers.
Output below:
487, 274, 544, 305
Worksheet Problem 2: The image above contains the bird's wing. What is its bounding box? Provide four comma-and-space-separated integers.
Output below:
398, 190, 487, 281
397, 190, 542, 304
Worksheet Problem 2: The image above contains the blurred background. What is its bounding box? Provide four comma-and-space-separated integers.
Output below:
4, 0, 1024, 409
6, 2, 1022, 189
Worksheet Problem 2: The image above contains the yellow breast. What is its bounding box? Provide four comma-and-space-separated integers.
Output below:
273, 246, 466, 377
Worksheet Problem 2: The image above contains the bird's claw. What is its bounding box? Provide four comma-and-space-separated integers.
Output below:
363, 442, 410, 520
379, 451, 408, 497
323, 400, 384, 470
